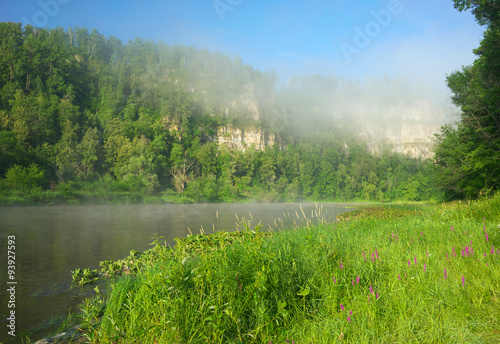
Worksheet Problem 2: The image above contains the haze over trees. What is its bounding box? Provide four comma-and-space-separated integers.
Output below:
0, 5, 495, 204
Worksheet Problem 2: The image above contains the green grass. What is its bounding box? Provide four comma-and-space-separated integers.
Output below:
78, 194, 500, 343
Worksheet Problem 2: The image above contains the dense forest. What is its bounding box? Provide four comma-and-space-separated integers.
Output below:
0, 7, 495, 204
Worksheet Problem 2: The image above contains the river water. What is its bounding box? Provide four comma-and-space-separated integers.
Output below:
0, 202, 354, 342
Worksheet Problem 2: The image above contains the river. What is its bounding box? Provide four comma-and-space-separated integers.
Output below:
0, 202, 354, 343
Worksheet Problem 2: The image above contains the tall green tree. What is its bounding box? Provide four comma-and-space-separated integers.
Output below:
433, 0, 500, 199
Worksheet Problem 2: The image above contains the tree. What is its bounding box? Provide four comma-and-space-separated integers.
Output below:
433, 0, 500, 198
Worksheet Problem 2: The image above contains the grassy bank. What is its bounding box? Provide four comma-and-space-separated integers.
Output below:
75, 195, 500, 343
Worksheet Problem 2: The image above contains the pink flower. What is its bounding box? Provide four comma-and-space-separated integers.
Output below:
491, 245, 495, 255
398, 274, 401, 280
352, 280, 355, 286
347, 316, 351, 323
333, 276, 337, 284
340, 304, 344, 311
462, 275, 465, 287
349, 310, 352, 316
369, 284, 373, 294
444, 268, 448, 279
424, 264, 427, 272
356, 276, 360, 285
408, 260, 411, 267
340, 262, 344, 270
414, 257, 417, 266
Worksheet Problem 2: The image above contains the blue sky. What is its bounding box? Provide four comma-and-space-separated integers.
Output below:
0, 0, 485, 93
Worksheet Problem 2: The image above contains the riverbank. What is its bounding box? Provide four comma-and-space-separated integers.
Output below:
33, 195, 500, 343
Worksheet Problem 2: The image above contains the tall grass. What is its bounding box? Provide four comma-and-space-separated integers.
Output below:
82, 195, 500, 343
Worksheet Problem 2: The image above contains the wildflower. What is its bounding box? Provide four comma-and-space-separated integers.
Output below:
239, 285, 242, 291
340, 262, 344, 270
486, 232, 489, 242
333, 276, 337, 284
349, 310, 352, 316
462, 275, 465, 287
424, 264, 427, 272
352, 280, 355, 286
451, 225, 454, 232
376, 292, 379, 299
426, 250, 429, 257
414, 257, 417, 266
370, 284, 374, 294
491, 245, 495, 255
372, 252, 375, 262
398, 274, 401, 280
340, 304, 344, 311
356, 276, 360, 285
408, 260, 411, 267
444, 268, 448, 279
375, 250, 379, 260
420, 231, 423, 236
347, 316, 351, 323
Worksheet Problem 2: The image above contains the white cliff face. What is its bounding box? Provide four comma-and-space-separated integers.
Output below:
215, 126, 276, 152
334, 99, 459, 159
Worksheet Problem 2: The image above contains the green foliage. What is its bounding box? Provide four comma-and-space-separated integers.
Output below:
2, 163, 46, 191
434, 1, 500, 199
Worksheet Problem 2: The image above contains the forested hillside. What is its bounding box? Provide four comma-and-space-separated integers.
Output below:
0, 22, 441, 204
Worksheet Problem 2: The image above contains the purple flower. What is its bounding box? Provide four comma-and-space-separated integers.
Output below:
286, 340, 289, 343
444, 268, 448, 279
347, 316, 351, 323
340, 304, 344, 311
356, 276, 360, 285
408, 260, 411, 267
349, 310, 352, 316
462, 275, 465, 287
